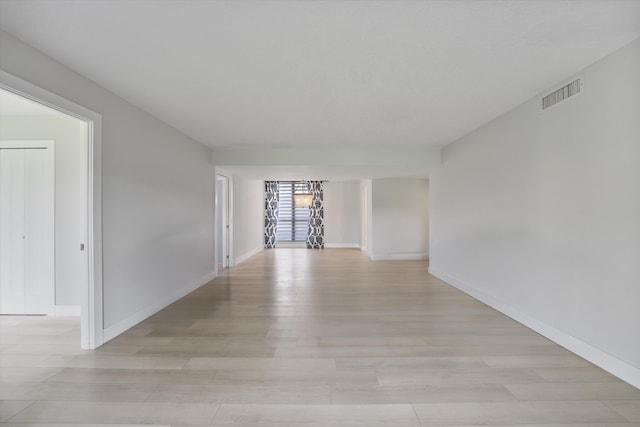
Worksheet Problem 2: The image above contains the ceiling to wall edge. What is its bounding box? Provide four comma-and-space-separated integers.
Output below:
211, 146, 440, 181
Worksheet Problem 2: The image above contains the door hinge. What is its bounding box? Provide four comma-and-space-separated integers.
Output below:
80, 243, 85, 251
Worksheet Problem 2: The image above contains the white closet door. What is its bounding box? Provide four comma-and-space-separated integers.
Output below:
0, 141, 55, 315
0, 149, 27, 313
24, 147, 55, 313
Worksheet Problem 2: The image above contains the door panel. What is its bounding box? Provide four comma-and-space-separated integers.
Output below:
0, 143, 54, 315
0, 149, 27, 313
24, 147, 55, 313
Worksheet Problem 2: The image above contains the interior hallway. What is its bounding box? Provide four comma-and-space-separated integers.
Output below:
1, 249, 639, 426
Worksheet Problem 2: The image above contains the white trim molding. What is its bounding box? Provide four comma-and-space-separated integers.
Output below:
324, 243, 361, 249
429, 267, 640, 389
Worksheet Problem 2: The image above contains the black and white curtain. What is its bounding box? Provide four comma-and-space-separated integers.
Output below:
306, 181, 325, 249
264, 181, 279, 248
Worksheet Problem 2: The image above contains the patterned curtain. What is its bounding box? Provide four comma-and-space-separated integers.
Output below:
264, 181, 279, 248
306, 181, 325, 249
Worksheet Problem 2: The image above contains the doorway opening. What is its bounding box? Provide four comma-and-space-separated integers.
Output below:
361, 182, 368, 252
0, 72, 103, 349
216, 174, 230, 272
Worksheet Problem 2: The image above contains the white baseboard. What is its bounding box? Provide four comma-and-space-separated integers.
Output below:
102, 271, 216, 343
53, 305, 80, 317
371, 252, 428, 261
233, 247, 263, 266
324, 243, 361, 249
428, 267, 640, 390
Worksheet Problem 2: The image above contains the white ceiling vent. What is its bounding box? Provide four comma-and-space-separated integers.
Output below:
541, 76, 583, 110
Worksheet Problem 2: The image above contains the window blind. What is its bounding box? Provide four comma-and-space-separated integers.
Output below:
276, 181, 309, 242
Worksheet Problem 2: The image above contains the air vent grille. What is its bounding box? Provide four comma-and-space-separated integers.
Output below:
542, 78, 582, 110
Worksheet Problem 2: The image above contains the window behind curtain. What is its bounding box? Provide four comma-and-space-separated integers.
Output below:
276, 181, 309, 242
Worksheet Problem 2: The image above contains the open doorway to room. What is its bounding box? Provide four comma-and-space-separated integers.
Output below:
0, 76, 102, 349
361, 181, 369, 253
216, 174, 230, 272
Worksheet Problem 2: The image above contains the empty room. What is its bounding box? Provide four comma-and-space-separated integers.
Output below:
0, 0, 639, 426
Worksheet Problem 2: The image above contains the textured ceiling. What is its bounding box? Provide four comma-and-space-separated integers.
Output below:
1, 0, 639, 150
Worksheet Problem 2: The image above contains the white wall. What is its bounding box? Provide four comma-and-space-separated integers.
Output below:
0, 30, 215, 338
324, 180, 361, 247
430, 39, 640, 387
0, 115, 85, 308
232, 176, 263, 265
213, 146, 441, 168
371, 177, 429, 260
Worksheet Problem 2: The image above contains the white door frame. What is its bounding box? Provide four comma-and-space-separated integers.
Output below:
215, 174, 230, 273
1, 70, 104, 349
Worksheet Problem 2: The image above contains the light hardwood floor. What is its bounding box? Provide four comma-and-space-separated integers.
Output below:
1, 248, 639, 426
